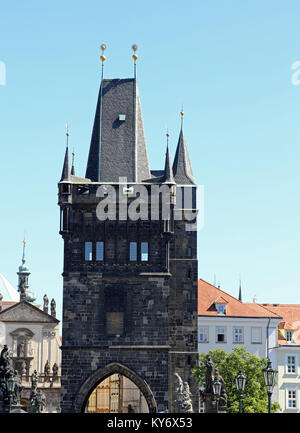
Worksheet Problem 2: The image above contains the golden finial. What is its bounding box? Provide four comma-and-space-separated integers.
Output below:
132, 44, 138, 79
23, 232, 26, 245
132, 44, 138, 62
100, 44, 106, 64
180, 105, 184, 128
66, 123, 69, 137
166, 126, 170, 146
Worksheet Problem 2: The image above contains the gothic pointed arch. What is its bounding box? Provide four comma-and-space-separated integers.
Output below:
74, 362, 157, 413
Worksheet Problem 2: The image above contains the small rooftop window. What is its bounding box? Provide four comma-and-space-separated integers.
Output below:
286, 331, 293, 342
216, 304, 226, 315
119, 114, 126, 121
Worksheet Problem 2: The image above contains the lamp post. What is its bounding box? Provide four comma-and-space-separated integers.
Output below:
6, 370, 16, 413
262, 359, 277, 413
212, 373, 222, 413
235, 369, 246, 413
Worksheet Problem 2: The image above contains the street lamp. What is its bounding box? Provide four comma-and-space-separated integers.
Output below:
235, 369, 246, 413
212, 374, 222, 413
6, 370, 16, 413
262, 359, 277, 413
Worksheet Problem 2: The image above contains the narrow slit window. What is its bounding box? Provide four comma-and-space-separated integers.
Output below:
141, 242, 148, 261
96, 241, 104, 261
85, 242, 93, 261
129, 242, 137, 261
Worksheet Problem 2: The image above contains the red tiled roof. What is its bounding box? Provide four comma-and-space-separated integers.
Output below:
198, 279, 281, 318
258, 304, 300, 345
1, 301, 17, 311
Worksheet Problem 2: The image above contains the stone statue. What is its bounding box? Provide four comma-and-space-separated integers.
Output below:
174, 373, 193, 413
50, 299, 56, 317
43, 294, 49, 313
215, 368, 227, 408
52, 363, 58, 378
29, 370, 45, 413
204, 355, 215, 394
201, 358, 227, 413
44, 360, 50, 376
17, 339, 26, 357
31, 370, 38, 391
12, 370, 23, 405
0, 346, 23, 410
0, 292, 3, 312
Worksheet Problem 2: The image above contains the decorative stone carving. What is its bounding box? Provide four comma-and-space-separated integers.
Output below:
43, 294, 49, 314
201, 355, 227, 413
44, 360, 50, 376
50, 299, 56, 318
174, 373, 193, 413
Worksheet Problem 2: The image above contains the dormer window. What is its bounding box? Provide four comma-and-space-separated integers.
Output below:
216, 304, 226, 315
286, 331, 293, 343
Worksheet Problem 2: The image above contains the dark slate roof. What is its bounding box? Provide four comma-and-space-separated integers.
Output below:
163, 144, 175, 184
172, 128, 196, 185
85, 78, 151, 183
60, 146, 70, 181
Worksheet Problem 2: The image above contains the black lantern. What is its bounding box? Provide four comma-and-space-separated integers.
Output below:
235, 369, 246, 393
212, 375, 222, 413
235, 369, 246, 413
262, 359, 277, 413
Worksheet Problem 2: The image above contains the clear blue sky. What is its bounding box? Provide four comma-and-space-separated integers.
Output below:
1, 0, 300, 328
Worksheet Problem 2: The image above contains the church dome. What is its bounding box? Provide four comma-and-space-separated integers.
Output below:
0, 273, 19, 302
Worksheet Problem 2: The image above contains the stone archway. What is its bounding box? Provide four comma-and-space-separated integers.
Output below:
74, 362, 157, 413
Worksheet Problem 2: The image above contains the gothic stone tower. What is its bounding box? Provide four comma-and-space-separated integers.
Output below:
58, 63, 198, 412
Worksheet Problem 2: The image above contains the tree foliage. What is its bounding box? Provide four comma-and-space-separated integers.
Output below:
192, 347, 280, 413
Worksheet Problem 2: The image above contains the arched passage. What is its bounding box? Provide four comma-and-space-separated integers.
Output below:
74, 362, 157, 413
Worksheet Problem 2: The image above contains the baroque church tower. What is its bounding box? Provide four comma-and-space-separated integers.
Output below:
58, 47, 198, 413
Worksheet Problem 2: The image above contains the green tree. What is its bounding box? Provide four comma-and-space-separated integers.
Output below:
192, 347, 280, 413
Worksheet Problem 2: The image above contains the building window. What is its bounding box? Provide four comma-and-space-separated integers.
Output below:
96, 241, 104, 261
129, 242, 137, 261
286, 331, 293, 342
251, 327, 262, 344
216, 327, 226, 343
287, 389, 297, 409
199, 327, 209, 343
187, 247, 192, 257
286, 355, 297, 373
106, 312, 124, 335
233, 328, 244, 343
216, 304, 226, 315
85, 242, 93, 261
141, 242, 149, 261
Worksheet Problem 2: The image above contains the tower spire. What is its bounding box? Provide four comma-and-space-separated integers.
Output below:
163, 127, 175, 184
238, 276, 242, 301
71, 146, 75, 175
60, 124, 70, 181
85, 48, 150, 183
172, 109, 195, 185
17, 235, 36, 303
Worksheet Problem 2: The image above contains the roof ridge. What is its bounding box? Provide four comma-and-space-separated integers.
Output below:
199, 278, 243, 304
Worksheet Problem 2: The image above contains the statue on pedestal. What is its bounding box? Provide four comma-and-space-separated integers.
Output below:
174, 373, 193, 413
